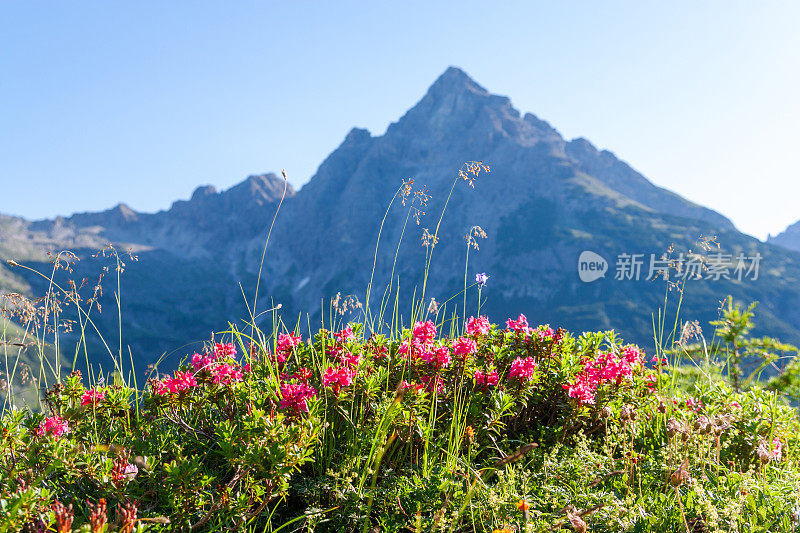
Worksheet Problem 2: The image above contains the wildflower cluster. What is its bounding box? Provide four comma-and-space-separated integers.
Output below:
3, 316, 800, 532
509, 356, 537, 382
321, 327, 362, 394
279, 382, 317, 416
564, 345, 646, 405
465, 315, 491, 336
35, 415, 69, 437
155, 342, 247, 397
153, 370, 197, 396
473, 368, 499, 389
80, 388, 105, 406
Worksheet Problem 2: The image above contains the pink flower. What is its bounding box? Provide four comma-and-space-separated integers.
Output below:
191, 352, 215, 372
334, 327, 355, 343
398, 339, 412, 358
339, 351, 362, 367
80, 388, 106, 407
758, 436, 783, 462
563, 346, 646, 406
506, 314, 530, 333
36, 416, 69, 438
644, 373, 657, 393
275, 333, 302, 362
730, 401, 741, 410
509, 356, 537, 382
474, 369, 499, 389
154, 370, 198, 396
413, 321, 437, 344
622, 346, 644, 364
771, 437, 782, 461
400, 380, 424, 393
465, 316, 491, 337
323, 366, 355, 394
452, 337, 477, 359
597, 354, 633, 381
177, 370, 197, 386
563, 384, 591, 404
563, 376, 596, 405
537, 327, 555, 341
123, 463, 139, 480
280, 382, 317, 415
399, 338, 428, 362
212, 363, 244, 385
326, 344, 344, 359
422, 345, 451, 368
214, 342, 237, 358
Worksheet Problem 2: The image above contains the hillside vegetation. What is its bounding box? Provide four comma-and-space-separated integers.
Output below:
2, 308, 800, 532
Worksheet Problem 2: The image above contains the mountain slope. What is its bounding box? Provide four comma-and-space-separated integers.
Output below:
769, 221, 800, 253
255, 67, 800, 347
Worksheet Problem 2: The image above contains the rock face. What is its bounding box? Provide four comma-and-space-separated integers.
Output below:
4, 67, 800, 369
769, 221, 800, 253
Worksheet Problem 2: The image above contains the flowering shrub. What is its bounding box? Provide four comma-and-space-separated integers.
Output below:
35, 415, 69, 437
80, 388, 105, 406
563, 345, 645, 405
508, 356, 537, 382
466, 315, 491, 336
2, 316, 800, 531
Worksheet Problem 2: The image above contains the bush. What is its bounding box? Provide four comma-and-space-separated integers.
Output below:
2, 314, 800, 532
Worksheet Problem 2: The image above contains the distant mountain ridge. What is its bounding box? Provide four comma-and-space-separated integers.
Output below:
3, 66, 800, 372
769, 221, 800, 253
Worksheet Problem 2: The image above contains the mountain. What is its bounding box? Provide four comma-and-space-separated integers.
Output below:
769, 221, 800, 253
4, 67, 800, 379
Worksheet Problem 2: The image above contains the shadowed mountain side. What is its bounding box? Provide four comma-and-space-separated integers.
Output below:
3, 67, 800, 372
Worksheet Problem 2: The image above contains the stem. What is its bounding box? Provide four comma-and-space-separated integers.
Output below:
252, 171, 289, 333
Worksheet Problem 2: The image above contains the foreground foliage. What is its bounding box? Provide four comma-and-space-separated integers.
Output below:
2, 313, 800, 532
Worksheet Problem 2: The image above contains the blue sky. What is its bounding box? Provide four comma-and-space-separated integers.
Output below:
2, 1, 799, 240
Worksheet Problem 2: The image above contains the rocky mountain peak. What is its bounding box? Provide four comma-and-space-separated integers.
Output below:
62, 202, 140, 229
173, 173, 292, 214
190, 185, 218, 201
343, 127, 372, 145
768, 220, 800, 252
426, 66, 489, 99
385, 67, 562, 149
224, 173, 294, 206
113, 203, 138, 221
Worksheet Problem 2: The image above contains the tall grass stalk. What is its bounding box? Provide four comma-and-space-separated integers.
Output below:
251, 170, 289, 334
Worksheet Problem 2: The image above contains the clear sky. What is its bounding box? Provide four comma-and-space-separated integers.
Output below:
2, 1, 799, 240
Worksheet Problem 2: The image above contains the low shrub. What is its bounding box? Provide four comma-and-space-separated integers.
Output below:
2, 314, 800, 531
